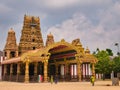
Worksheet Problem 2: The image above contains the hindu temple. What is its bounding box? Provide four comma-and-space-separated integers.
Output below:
1, 15, 97, 83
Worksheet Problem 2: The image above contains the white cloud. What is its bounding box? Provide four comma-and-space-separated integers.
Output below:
47, 1, 120, 54
47, 13, 94, 44
29, 0, 112, 9
42, 0, 79, 9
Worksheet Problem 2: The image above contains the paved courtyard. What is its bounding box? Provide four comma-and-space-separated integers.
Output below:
0, 80, 119, 90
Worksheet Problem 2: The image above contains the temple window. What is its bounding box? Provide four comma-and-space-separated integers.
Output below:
33, 47, 36, 50
4, 52, 7, 57
10, 51, 15, 58
32, 39, 35, 42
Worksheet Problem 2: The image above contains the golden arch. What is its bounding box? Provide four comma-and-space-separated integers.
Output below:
45, 39, 79, 54
21, 39, 81, 62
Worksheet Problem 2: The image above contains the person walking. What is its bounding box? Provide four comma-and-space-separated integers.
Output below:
54, 75, 58, 84
50, 75, 53, 84
90, 75, 95, 86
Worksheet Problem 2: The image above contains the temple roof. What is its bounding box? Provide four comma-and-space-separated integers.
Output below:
1, 57, 21, 64
82, 54, 98, 63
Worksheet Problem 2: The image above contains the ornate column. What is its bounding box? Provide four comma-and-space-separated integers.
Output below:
44, 60, 48, 82
75, 53, 82, 82
25, 59, 30, 83
42, 53, 50, 82
9, 64, 13, 81
65, 63, 68, 75
77, 62, 82, 81
92, 63, 95, 77
56, 64, 58, 75
64, 58, 68, 75
34, 62, 38, 76
16, 63, 20, 81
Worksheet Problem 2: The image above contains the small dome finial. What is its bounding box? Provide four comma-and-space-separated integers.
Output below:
9, 28, 14, 33
85, 46, 90, 54
47, 32, 53, 37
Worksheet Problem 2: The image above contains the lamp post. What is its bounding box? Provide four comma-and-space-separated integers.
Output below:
115, 43, 120, 56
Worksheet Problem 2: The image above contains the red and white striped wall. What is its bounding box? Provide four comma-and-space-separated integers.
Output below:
82, 63, 92, 78
96, 73, 103, 79
59, 63, 92, 79
70, 64, 77, 78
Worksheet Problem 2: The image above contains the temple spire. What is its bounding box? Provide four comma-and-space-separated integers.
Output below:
4, 28, 18, 59
46, 32, 54, 46
19, 15, 44, 54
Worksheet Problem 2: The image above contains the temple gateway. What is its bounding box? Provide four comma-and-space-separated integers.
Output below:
1, 15, 97, 83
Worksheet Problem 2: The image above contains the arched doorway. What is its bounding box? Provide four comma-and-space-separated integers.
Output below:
47, 42, 79, 81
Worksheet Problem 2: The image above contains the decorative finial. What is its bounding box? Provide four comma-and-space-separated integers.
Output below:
8, 28, 14, 33
85, 46, 90, 54
47, 32, 53, 37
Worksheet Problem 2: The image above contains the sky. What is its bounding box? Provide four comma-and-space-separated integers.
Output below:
0, 0, 120, 55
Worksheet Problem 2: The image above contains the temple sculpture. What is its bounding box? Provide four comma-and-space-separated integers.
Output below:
1, 15, 97, 83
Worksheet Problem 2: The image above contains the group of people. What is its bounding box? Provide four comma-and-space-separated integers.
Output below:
50, 75, 58, 84
38, 75, 58, 84
38, 74, 95, 86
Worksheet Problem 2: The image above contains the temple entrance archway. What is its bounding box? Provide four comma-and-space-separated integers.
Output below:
46, 40, 80, 81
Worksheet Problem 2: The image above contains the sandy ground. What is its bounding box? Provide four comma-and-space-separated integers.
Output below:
0, 80, 119, 90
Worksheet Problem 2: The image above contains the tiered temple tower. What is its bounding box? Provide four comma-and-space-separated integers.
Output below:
19, 15, 44, 54
4, 28, 18, 59
46, 32, 54, 46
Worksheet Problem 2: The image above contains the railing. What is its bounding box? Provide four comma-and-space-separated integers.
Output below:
2, 75, 91, 82
29, 75, 38, 82
2, 75, 24, 82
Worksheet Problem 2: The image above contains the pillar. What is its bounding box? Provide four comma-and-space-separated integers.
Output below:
25, 61, 29, 83
56, 64, 58, 75
44, 61, 48, 82
34, 62, 38, 76
92, 63, 95, 77
10, 64, 13, 81
16, 63, 20, 81
77, 63, 81, 81
65, 64, 68, 75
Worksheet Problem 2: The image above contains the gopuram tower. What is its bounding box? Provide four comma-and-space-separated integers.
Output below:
19, 15, 44, 54
4, 28, 18, 59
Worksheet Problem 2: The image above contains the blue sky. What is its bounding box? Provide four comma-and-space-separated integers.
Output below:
0, 0, 120, 55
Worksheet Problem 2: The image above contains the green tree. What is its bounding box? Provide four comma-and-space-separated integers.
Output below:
94, 50, 113, 80
106, 48, 113, 56
113, 56, 120, 73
